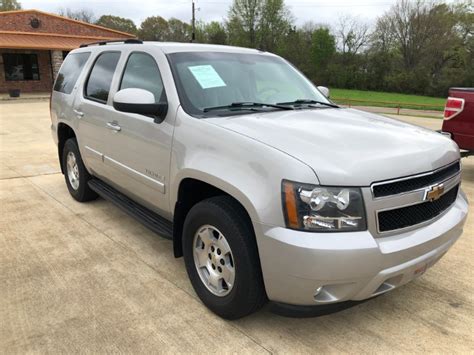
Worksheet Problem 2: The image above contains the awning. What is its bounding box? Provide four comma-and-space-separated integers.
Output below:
0, 31, 131, 51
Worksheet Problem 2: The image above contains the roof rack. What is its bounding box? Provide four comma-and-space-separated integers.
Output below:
80, 38, 143, 48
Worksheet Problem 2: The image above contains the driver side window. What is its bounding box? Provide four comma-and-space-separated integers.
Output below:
120, 52, 165, 103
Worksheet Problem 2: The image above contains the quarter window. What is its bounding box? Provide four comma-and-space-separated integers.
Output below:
2, 53, 40, 81
85, 52, 120, 103
54, 52, 90, 94
120, 53, 165, 102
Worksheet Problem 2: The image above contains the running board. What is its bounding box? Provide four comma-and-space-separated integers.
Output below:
88, 179, 173, 240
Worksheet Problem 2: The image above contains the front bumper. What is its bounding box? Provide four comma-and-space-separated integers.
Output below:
256, 191, 468, 306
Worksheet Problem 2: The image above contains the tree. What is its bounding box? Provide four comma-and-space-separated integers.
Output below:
311, 27, 336, 84
278, 27, 308, 73
335, 15, 370, 56
167, 18, 191, 42
227, 0, 293, 51
96, 15, 137, 34
371, 16, 395, 53
258, 0, 293, 51
379, 0, 455, 71
0, 0, 21, 11
198, 21, 228, 44
453, 0, 474, 44
138, 16, 170, 41
373, 0, 473, 95
81, 0, 468, 97
278, 22, 323, 78
58, 8, 95, 23
311, 27, 336, 69
227, 0, 263, 47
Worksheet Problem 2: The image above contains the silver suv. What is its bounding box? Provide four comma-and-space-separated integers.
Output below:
50, 40, 469, 319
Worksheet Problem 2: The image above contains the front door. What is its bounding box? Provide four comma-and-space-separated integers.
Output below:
100, 51, 174, 216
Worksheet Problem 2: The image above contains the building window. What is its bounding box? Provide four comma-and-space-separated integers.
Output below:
2, 53, 40, 81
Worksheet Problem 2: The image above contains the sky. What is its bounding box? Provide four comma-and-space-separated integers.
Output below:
19, 0, 459, 28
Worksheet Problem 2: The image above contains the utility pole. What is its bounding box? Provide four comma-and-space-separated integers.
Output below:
191, 0, 196, 42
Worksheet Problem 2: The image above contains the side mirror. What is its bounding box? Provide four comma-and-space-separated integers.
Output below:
113, 88, 168, 123
317, 86, 330, 98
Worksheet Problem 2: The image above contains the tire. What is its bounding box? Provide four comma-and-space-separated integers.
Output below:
182, 196, 267, 319
62, 138, 98, 202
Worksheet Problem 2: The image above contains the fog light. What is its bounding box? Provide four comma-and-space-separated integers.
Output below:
314, 286, 323, 297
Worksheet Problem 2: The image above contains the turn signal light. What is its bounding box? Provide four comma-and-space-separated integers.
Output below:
283, 181, 300, 229
444, 97, 465, 120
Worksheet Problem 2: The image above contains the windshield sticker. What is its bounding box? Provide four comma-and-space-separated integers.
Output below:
188, 65, 226, 89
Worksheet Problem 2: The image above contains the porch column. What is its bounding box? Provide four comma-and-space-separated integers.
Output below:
50, 50, 63, 81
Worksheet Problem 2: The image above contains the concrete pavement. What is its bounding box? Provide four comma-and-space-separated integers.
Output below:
1, 101, 473, 353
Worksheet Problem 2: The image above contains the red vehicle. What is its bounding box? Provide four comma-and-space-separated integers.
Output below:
442, 87, 474, 156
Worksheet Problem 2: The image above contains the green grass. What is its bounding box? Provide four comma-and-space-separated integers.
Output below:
330, 88, 446, 111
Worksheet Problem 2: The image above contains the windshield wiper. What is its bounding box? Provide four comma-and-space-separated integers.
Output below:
203, 102, 294, 113
277, 99, 339, 108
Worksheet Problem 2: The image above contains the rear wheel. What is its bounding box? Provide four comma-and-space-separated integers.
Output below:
62, 138, 98, 202
183, 196, 266, 319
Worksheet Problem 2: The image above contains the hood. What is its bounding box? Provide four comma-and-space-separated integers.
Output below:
208, 108, 460, 186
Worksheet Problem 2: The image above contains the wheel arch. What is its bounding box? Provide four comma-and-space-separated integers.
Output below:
57, 122, 77, 174
172, 172, 258, 258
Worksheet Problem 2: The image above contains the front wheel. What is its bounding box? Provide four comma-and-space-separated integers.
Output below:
183, 196, 266, 319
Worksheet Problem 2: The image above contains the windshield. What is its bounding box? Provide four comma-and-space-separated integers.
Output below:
167, 51, 333, 117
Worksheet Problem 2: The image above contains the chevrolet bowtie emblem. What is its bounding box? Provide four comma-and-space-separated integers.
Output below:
425, 184, 445, 202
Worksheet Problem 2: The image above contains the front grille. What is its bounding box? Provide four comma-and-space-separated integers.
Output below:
373, 162, 460, 198
378, 185, 459, 232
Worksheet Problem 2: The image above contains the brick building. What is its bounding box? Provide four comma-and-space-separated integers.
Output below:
0, 9, 135, 94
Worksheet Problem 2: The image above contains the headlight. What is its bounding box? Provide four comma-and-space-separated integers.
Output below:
282, 180, 367, 232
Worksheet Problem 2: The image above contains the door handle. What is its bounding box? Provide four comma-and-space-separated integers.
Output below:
73, 109, 84, 118
106, 122, 121, 132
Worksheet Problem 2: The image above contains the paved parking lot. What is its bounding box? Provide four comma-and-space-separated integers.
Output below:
1, 101, 473, 353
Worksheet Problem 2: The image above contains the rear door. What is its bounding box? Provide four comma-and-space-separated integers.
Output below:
51, 51, 91, 143
100, 50, 174, 216
73, 51, 122, 177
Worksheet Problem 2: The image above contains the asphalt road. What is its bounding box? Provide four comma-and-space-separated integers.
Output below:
1, 101, 473, 353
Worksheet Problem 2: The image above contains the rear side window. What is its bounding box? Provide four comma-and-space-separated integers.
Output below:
53, 52, 90, 94
85, 52, 120, 103
120, 52, 165, 102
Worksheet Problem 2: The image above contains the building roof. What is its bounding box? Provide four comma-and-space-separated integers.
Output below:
0, 9, 135, 51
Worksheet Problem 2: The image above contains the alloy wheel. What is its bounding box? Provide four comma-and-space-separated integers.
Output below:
193, 225, 236, 297
66, 151, 80, 190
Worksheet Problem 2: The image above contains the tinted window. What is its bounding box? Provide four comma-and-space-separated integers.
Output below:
3, 53, 40, 81
54, 52, 90, 94
120, 53, 165, 102
85, 52, 120, 103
